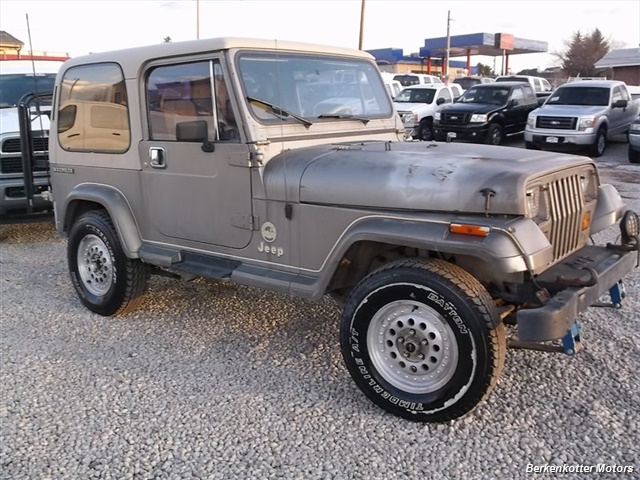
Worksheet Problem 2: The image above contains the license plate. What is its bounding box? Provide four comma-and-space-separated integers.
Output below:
447, 132, 457, 139
546, 136, 559, 144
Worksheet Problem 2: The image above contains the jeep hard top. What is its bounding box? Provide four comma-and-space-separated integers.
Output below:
49, 37, 639, 423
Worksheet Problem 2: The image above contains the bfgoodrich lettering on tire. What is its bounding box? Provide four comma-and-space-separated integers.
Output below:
340, 258, 506, 422
68, 210, 149, 316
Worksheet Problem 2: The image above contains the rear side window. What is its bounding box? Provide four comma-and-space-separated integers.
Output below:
57, 63, 130, 153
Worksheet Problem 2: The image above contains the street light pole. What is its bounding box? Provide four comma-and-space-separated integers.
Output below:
358, 0, 365, 50
445, 10, 451, 80
196, 0, 200, 39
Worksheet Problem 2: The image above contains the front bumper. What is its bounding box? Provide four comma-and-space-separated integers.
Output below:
525, 129, 596, 149
0, 176, 52, 217
517, 243, 638, 342
433, 123, 490, 142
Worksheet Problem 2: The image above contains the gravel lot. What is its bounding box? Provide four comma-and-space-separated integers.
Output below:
1, 140, 639, 480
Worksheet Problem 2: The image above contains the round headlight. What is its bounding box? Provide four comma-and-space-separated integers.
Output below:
620, 210, 639, 244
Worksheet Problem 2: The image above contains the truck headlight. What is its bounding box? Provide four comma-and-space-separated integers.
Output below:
630, 123, 640, 132
578, 117, 596, 131
434, 112, 441, 121
526, 186, 550, 222
526, 115, 535, 128
469, 114, 488, 123
401, 112, 418, 124
580, 170, 598, 202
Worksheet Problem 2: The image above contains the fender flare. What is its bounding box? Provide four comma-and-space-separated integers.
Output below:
62, 183, 142, 258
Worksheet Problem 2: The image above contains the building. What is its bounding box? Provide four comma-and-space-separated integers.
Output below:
594, 48, 640, 85
0, 30, 70, 61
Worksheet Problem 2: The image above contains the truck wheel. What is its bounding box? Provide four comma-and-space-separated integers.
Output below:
591, 127, 607, 157
340, 258, 506, 423
419, 119, 434, 141
68, 210, 149, 316
525, 141, 539, 150
629, 145, 640, 164
485, 123, 503, 145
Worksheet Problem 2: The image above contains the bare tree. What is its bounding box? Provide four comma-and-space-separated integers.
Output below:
553, 29, 610, 77
476, 62, 494, 76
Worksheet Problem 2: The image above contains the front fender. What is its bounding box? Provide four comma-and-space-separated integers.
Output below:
61, 183, 142, 258
297, 214, 553, 299
590, 184, 626, 235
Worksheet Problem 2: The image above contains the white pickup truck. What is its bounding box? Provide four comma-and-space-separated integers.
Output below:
393, 84, 458, 141
525, 80, 640, 156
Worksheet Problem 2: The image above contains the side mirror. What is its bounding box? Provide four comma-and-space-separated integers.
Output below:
436, 97, 446, 106
612, 99, 628, 109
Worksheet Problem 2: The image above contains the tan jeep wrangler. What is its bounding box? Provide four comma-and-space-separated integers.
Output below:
48, 38, 639, 422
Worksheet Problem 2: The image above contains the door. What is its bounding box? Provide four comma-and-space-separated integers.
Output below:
140, 56, 253, 249
504, 86, 528, 133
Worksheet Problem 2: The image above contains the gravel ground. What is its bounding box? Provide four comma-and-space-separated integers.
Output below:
1, 165, 639, 480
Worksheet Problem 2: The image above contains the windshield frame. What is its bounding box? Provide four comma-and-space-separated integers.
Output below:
544, 86, 611, 106
236, 50, 393, 125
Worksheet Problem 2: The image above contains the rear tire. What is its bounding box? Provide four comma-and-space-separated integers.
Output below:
340, 258, 506, 423
629, 144, 640, 164
590, 126, 607, 157
68, 210, 149, 316
485, 123, 503, 145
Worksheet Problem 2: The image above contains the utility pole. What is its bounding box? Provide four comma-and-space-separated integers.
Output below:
196, 0, 200, 39
445, 10, 451, 80
358, 0, 366, 50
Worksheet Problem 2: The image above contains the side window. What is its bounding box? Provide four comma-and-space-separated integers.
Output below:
146, 60, 238, 142
541, 78, 552, 92
438, 87, 452, 103
58, 63, 130, 153
612, 87, 623, 103
510, 87, 524, 105
620, 86, 630, 102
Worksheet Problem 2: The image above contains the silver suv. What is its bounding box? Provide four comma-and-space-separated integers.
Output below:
48, 38, 638, 423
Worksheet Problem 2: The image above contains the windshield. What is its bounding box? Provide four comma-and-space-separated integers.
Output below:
0, 74, 57, 107
238, 52, 392, 122
545, 87, 610, 106
393, 88, 436, 104
393, 75, 420, 87
457, 86, 510, 105
453, 78, 480, 90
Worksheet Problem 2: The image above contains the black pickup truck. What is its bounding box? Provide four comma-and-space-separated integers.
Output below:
434, 82, 540, 145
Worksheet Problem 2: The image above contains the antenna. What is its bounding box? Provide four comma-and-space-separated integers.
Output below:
26, 14, 41, 99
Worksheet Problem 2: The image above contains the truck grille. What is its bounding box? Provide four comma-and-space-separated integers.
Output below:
1, 137, 49, 153
548, 174, 583, 261
1, 156, 49, 174
536, 116, 577, 130
440, 112, 468, 125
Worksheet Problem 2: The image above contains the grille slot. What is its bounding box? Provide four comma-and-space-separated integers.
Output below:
0, 156, 49, 174
536, 116, 577, 130
1, 137, 49, 153
548, 174, 583, 261
441, 112, 468, 125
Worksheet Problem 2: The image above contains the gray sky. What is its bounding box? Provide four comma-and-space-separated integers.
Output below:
1, 0, 639, 72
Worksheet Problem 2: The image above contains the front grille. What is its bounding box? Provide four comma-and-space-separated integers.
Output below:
0, 156, 49, 174
1, 137, 49, 153
548, 174, 583, 261
536, 116, 577, 130
441, 112, 468, 125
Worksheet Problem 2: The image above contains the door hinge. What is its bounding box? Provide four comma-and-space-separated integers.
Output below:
231, 213, 259, 230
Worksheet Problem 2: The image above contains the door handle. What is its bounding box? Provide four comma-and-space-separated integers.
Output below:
149, 147, 166, 169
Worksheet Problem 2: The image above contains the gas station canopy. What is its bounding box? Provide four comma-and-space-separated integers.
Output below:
419, 32, 548, 58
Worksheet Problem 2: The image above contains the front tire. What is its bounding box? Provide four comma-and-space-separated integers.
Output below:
525, 141, 540, 150
419, 118, 434, 141
629, 144, 640, 164
590, 126, 607, 157
485, 123, 503, 145
340, 259, 506, 423
68, 210, 149, 316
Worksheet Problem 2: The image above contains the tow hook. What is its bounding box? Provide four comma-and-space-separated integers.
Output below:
593, 280, 626, 309
508, 322, 582, 355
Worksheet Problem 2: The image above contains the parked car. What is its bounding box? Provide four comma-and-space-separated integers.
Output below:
393, 73, 442, 87
383, 78, 402, 99
393, 84, 455, 140
525, 80, 640, 156
629, 114, 640, 163
495, 75, 552, 94
434, 82, 539, 145
448, 83, 464, 100
453, 76, 495, 90
47, 37, 638, 424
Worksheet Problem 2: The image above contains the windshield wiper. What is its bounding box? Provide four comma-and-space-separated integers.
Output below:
246, 96, 312, 127
317, 113, 370, 125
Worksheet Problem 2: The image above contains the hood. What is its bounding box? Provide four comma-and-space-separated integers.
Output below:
534, 104, 608, 116
263, 141, 593, 216
0, 107, 51, 135
394, 102, 434, 112
438, 102, 502, 114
